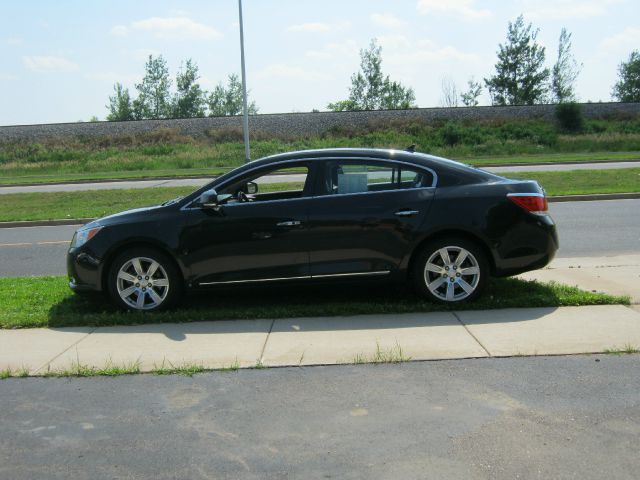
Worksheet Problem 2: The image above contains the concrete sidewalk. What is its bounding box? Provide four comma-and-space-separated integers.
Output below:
519, 254, 640, 304
1, 305, 639, 375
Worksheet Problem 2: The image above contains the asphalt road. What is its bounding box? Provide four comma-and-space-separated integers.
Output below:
1, 161, 639, 195
0, 199, 638, 277
1, 355, 639, 480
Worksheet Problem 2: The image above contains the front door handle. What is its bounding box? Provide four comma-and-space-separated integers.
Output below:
395, 210, 420, 217
276, 220, 302, 227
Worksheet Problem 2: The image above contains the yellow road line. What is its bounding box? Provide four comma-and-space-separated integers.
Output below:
37, 241, 70, 245
0, 242, 32, 247
0, 240, 69, 247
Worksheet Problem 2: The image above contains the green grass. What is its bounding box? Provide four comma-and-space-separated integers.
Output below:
0, 276, 629, 330
498, 168, 640, 196
1, 168, 638, 223
0, 182, 304, 222
353, 342, 412, 364
1, 117, 639, 186
603, 344, 640, 355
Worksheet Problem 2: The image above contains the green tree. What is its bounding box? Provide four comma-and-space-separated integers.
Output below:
328, 39, 416, 111
133, 55, 172, 119
612, 50, 640, 102
106, 82, 134, 121
551, 28, 581, 103
485, 15, 550, 105
172, 59, 206, 118
206, 74, 258, 116
461, 77, 482, 106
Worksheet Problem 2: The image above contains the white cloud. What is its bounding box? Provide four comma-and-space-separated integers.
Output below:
286, 21, 350, 34
371, 13, 407, 29
416, 0, 491, 20
84, 72, 139, 84
5, 37, 23, 46
287, 22, 331, 33
0, 73, 17, 80
23, 55, 79, 73
379, 35, 481, 65
599, 27, 640, 54
305, 40, 359, 60
521, 0, 623, 19
110, 25, 128, 37
130, 16, 222, 40
258, 64, 328, 81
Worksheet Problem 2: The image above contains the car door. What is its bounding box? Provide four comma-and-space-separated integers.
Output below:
180, 161, 316, 286
307, 158, 435, 277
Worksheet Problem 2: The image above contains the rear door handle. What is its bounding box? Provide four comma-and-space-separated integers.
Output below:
276, 220, 302, 227
395, 210, 420, 217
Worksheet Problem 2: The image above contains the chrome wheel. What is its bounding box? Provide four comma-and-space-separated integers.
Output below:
116, 257, 170, 311
424, 246, 481, 302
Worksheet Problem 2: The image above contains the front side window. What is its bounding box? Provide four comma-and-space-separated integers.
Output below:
322, 161, 433, 195
219, 164, 310, 203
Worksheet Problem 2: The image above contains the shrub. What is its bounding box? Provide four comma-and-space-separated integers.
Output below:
441, 122, 462, 146
555, 102, 584, 132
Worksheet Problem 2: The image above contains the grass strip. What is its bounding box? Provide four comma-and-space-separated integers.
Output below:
0, 276, 628, 330
498, 168, 640, 196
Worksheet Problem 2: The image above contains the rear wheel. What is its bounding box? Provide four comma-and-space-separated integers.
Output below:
413, 237, 488, 303
107, 248, 182, 311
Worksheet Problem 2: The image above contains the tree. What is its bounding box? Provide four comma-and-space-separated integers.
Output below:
440, 76, 459, 107
612, 50, 640, 103
206, 74, 258, 116
551, 28, 581, 103
328, 39, 416, 111
106, 82, 134, 121
133, 55, 172, 119
461, 78, 483, 106
485, 15, 550, 105
172, 59, 206, 118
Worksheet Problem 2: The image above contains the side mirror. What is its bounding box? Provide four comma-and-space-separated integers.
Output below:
246, 181, 258, 194
199, 189, 220, 210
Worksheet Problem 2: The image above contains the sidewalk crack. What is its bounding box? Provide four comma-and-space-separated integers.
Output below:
259, 319, 276, 363
33, 327, 97, 374
452, 312, 492, 357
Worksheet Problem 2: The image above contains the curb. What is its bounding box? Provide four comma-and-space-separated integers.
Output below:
0, 219, 92, 229
1, 193, 638, 229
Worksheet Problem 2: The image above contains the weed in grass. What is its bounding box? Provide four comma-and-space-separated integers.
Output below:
254, 359, 268, 369
604, 344, 640, 355
220, 358, 241, 372
352, 342, 412, 365
43, 360, 142, 378
0, 366, 32, 379
152, 359, 206, 377
0, 368, 11, 379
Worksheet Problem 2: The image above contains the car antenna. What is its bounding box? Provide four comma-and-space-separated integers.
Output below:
405, 144, 416, 153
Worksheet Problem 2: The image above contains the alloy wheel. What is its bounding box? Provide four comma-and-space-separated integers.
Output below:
423, 246, 481, 302
116, 256, 170, 310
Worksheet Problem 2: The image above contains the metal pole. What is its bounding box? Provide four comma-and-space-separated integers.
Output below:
238, 0, 250, 162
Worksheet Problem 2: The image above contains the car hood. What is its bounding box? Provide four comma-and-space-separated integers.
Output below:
84, 204, 166, 229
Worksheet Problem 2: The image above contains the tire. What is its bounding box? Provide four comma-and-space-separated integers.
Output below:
412, 236, 489, 303
107, 247, 182, 311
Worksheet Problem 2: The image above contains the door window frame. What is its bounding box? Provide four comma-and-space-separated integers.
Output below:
314, 158, 438, 198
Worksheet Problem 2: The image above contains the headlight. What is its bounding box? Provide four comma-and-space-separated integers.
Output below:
72, 226, 103, 248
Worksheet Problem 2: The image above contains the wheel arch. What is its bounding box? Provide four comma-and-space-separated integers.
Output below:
405, 228, 496, 281
100, 239, 185, 292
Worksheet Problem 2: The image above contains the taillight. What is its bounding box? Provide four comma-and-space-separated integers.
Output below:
507, 193, 548, 215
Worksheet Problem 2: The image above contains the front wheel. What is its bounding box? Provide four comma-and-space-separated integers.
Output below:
107, 248, 182, 311
412, 237, 489, 303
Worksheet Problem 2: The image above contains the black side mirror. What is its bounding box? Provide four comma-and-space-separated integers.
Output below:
246, 181, 258, 194
199, 189, 220, 210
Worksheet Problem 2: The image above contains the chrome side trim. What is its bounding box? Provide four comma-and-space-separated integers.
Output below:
197, 270, 391, 286
199, 275, 310, 286
311, 270, 390, 279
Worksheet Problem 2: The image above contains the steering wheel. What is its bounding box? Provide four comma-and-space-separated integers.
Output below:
237, 191, 251, 202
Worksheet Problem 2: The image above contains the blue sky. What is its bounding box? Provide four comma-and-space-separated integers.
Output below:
1, 0, 639, 125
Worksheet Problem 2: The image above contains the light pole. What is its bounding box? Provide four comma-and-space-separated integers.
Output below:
238, 0, 250, 163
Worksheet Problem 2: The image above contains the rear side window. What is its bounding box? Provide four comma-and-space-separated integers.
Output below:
322, 161, 433, 195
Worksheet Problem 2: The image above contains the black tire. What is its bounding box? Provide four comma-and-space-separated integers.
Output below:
107, 247, 182, 311
412, 236, 489, 304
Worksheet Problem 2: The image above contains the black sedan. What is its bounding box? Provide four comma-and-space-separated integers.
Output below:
67, 148, 558, 311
